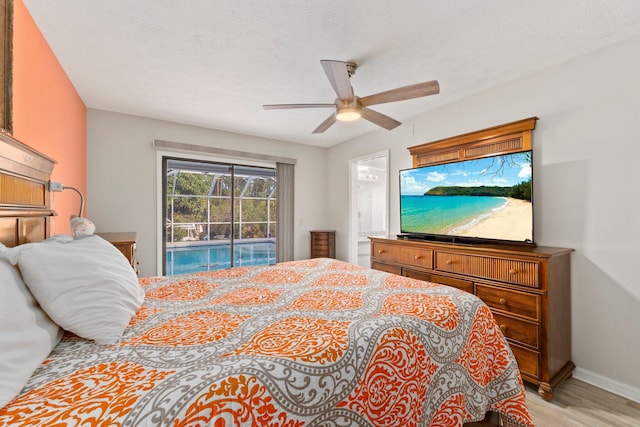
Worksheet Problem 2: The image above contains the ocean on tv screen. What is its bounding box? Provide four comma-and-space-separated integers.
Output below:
400, 195, 532, 242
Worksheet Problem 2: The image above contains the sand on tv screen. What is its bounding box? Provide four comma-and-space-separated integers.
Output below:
399, 151, 533, 243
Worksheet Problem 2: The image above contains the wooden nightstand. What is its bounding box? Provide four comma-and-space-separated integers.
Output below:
310, 230, 335, 259
96, 232, 139, 275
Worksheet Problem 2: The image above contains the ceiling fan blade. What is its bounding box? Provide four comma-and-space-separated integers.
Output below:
320, 60, 354, 100
263, 103, 335, 110
359, 80, 440, 107
312, 114, 337, 134
360, 107, 402, 130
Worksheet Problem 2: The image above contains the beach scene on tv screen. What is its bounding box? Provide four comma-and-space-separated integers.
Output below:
400, 151, 533, 242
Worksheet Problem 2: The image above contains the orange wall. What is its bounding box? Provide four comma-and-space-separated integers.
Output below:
11, 0, 87, 235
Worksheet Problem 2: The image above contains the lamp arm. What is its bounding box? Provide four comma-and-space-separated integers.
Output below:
48, 181, 85, 217
63, 186, 84, 217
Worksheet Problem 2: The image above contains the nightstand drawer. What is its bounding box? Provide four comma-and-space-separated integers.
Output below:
435, 251, 540, 288
492, 312, 539, 348
476, 284, 539, 320
96, 232, 138, 275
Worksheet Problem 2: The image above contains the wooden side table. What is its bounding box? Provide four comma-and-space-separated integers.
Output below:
310, 230, 335, 259
96, 232, 139, 275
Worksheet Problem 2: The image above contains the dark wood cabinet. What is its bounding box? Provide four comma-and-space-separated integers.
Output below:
310, 230, 335, 259
370, 236, 574, 400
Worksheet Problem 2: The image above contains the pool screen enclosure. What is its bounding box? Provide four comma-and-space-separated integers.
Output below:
163, 157, 277, 275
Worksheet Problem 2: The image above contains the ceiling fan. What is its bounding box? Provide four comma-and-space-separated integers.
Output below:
263, 60, 440, 134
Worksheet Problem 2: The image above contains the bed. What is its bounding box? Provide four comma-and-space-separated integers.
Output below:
0, 132, 533, 426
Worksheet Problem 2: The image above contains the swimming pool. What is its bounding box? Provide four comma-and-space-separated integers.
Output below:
166, 240, 276, 275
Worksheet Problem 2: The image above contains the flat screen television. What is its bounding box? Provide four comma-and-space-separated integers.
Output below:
399, 150, 534, 245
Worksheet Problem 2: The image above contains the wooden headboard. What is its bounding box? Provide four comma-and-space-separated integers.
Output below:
0, 131, 56, 247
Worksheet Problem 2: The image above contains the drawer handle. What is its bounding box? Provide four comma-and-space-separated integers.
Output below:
378, 249, 385, 254
499, 324, 508, 333
499, 298, 508, 305
414, 255, 422, 260
445, 259, 453, 265
509, 268, 518, 275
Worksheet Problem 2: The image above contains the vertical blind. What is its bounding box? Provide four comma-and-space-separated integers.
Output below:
276, 162, 294, 262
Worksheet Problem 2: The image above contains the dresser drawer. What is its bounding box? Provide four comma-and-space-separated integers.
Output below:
311, 236, 331, 248
492, 312, 539, 348
403, 270, 473, 294
312, 234, 330, 243
372, 242, 399, 263
312, 241, 329, 251
476, 284, 540, 321
510, 344, 540, 380
371, 262, 402, 275
435, 251, 540, 288
398, 247, 433, 269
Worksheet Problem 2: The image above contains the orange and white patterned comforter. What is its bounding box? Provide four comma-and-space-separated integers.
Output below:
0, 258, 533, 427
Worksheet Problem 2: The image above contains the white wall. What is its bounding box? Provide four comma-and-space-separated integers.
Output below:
327, 35, 640, 400
87, 110, 328, 277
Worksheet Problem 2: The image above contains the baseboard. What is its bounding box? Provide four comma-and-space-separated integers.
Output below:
573, 367, 640, 403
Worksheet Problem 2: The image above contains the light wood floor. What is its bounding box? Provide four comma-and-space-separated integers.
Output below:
524, 378, 640, 426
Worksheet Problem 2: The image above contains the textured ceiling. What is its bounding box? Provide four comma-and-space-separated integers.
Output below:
22, 0, 640, 147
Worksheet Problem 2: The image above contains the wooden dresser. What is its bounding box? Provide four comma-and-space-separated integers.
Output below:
370, 236, 574, 400
310, 230, 336, 258
96, 232, 139, 275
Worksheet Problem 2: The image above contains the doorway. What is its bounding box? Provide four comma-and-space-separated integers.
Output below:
348, 150, 389, 267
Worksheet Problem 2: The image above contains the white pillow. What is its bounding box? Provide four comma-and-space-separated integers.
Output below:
2, 235, 144, 345
0, 252, 63, 407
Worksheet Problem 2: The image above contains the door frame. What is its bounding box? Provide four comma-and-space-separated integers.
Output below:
155, 150, 275, 276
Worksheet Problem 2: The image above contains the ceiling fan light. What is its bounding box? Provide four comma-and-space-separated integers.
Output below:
336, 107, 361, 122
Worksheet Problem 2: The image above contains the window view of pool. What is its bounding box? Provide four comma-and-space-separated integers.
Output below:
166, 240, 276, 275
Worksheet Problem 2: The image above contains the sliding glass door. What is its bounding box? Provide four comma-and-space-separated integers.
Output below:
163, 157, 276, 275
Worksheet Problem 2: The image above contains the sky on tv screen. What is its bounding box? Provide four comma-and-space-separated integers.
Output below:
400, 151, 532, 195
